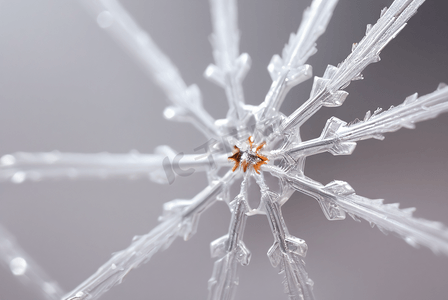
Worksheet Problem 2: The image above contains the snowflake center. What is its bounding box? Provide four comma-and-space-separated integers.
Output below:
228, 136, 268, 174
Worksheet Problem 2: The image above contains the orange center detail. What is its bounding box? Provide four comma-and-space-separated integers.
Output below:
228, 136, 268, 174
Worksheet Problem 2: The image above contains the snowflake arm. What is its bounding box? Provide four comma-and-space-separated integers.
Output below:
63, 170, 235, 300
208, 173, 251, 300
255, 172, 314, 300
0, 150, 229, 184
205, 0, 250, 123
281, 0, 426, 133
0, 224, 65, 300
64, 217, 182, 300
79, 0, 219, 139
259, 0, 339, 120
275, 83, 448, 160
267, 166, 448, 255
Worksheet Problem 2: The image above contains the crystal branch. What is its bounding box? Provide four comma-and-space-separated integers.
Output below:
208, 172, 251, 300
259, 0, 339, 120
275, 83, 448, 161
266, 165, 448, 255
0, 149, 229, 184
255, 172, 315, 300
281, 0, 426, 132
79, 0, 218, 138
64, 171, 236, 300
205, 0, 250, 123
0, 224, 65, 300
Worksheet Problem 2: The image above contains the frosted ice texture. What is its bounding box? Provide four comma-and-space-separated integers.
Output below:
1, 0, 448, 300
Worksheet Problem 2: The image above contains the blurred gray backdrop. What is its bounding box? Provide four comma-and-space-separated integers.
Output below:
0, 0, 448, 299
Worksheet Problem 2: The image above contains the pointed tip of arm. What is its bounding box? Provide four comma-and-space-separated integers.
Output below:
282, 0, 339, 69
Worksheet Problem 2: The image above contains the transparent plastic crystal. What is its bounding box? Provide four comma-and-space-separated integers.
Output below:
1, 0, 448, 300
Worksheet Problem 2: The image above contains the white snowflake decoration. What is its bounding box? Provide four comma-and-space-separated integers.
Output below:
1, 0, 448, 300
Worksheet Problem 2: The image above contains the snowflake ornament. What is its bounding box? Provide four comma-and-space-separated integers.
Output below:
1, 0, 448, 300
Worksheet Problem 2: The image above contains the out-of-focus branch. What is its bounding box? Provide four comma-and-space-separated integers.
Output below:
0, 149, 230, 184
205, 0, 250, 124
0, 225, 65, 300
79, 0, 218, 138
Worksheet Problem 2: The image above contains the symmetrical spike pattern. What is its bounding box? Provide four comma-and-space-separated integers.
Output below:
1, 0, 447, 300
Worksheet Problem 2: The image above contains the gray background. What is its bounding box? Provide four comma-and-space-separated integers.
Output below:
1, 0, 448, 299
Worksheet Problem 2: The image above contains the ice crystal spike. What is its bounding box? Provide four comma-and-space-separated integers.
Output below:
208, 173, 251, 300
64, 171, 235, 300
255, 173, 314, 300
0, 151, 229, 184
0, 151, 166, 183
281, 0, 426, 132
0, 225, 65, 300
2, 0, 448, 299
260, 0, 338, 120
268, 166, 448, 255
80, 0, 218, 139
280, 84, 448, 159
205, 0, 250, 123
